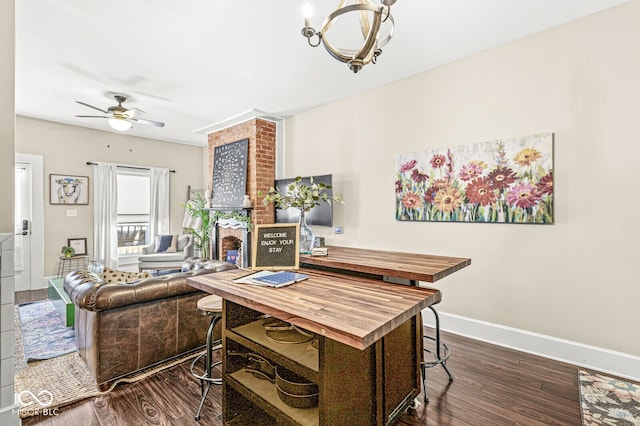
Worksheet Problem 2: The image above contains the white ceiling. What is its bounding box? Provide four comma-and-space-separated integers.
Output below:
15, 0, 629, 147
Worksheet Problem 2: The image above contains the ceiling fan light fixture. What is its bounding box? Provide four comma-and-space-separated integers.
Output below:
107, 117, 132, 131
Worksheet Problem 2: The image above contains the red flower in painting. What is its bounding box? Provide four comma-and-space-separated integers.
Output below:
506, 182, 541, 209
430, 154, 446, 169
536, 172, 553, 196
400, 160, 417, 173
424, 187, 437, 204
466, 178, 497, 206
395, 180, 403, 193
487, 167, 516, 189
401, 192, 423, 209
411, 168, 428, 183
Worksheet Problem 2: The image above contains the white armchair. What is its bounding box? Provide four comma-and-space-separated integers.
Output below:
138, 234, 194, 271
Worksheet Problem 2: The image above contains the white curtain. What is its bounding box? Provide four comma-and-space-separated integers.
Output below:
149, 167, 170, 238
93, 163, 118, 268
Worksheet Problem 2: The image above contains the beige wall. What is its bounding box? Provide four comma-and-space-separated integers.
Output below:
16, 117, 208, 276
286, 2, 640, 356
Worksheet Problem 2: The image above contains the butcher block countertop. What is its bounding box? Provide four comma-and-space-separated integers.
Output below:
188, 268, 441, 350
300, 246, 471, 283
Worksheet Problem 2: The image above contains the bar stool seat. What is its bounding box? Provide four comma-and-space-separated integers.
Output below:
421, 302, 453, 402
190, 294, 223, 421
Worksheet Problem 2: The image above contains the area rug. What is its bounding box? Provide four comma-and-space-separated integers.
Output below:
17, 300, 76, 361
14, 303, 205, 418
579, 369, 640, 425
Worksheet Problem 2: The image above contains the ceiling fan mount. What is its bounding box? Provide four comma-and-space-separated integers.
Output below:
75, 94, 165, 130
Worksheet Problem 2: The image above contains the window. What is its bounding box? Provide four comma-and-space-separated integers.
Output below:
117, 170, 150, 255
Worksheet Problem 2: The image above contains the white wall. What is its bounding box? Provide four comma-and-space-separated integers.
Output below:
285, 1, 640, 358
16, 117, 208, 277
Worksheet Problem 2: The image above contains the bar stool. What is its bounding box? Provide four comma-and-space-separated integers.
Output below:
421, 303, 453, 402
190, 294, 223, 421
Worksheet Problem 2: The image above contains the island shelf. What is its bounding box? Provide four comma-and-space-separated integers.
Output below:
189, 267, 444, 425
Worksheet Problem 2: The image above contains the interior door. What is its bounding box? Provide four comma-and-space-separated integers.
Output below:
15, 162, 32, 292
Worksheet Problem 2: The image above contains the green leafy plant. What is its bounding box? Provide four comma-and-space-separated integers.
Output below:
259, 176, 344, 212
212, 210, 253, 231
183, 190, 214, 258
61, 246, 75, 258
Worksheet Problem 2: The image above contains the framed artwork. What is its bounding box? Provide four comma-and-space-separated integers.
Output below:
211, 138, 249, 208
395, 133, 554, 224
67, 238, 87, 256
50, 174, 89, 205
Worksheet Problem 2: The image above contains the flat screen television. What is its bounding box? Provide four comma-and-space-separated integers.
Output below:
273, 174, 333, 227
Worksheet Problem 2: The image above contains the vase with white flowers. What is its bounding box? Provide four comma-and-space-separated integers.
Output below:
259, 176, 343, 254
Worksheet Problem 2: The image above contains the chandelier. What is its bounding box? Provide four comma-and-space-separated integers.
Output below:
301, 0, 397, 73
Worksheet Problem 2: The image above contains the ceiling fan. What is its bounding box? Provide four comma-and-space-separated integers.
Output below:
75, 95, 165, 131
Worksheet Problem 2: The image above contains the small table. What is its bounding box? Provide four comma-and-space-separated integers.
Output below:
48, 278, 74, 327
57, 254, 90, 278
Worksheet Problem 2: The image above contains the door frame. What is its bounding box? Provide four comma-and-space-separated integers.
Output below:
15, 153, 44, 290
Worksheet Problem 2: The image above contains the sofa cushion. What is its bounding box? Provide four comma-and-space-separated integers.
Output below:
103, 267, 151, 283
138, 251, 188, 262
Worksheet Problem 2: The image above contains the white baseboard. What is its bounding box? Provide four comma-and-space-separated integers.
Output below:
422, 309, 640, 383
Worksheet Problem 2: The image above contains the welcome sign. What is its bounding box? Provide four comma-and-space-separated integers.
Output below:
252, 224, 300, 270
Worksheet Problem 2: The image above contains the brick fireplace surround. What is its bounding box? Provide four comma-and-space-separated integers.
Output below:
207, 119, 276, 265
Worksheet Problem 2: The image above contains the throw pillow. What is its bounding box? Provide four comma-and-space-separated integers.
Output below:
87, 260, 104, 277
154, 235, 177, 253
102, 267, 152, 283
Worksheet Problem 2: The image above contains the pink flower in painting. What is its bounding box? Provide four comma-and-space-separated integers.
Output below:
432, 179, 450, 190
411, 168, 428, 183
400, 160, 417, 173
506, 182, 541, 209
459, 162, 484, 182
430, 154, 446, 169
401, 192, 423, 209
395, 180, 403, 193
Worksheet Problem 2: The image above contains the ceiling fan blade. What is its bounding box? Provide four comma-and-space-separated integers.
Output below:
76, 115, 108, 118
128, 117, 165, 127
123, 108, 145, 118
76, 101, 109, 114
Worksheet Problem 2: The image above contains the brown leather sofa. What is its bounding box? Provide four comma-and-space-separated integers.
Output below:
64, 257, 236, 389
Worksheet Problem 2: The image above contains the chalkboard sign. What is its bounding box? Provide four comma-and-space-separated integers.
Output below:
211, 138, 249, 207
252, 224, 300, 270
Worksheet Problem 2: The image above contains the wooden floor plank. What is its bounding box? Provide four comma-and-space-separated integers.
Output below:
22, 328, 590, 426
15, 290, 594, 426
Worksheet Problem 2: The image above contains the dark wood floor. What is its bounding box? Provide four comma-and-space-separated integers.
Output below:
18, 290, 585, 425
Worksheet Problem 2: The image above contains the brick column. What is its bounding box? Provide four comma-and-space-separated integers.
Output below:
207, 119, 276, 261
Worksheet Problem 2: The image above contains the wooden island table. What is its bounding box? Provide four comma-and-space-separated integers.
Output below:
187, 247, 470, 425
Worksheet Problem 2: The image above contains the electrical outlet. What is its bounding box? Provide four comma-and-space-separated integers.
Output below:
335, 226, 343, 234
67, 209, 77, 217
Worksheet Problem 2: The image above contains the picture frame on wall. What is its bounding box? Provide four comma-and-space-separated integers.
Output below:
50, 174, 89, 205
67, 238, 88, 256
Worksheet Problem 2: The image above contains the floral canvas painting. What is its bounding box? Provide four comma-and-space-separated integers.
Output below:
395, 133, 553, 224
